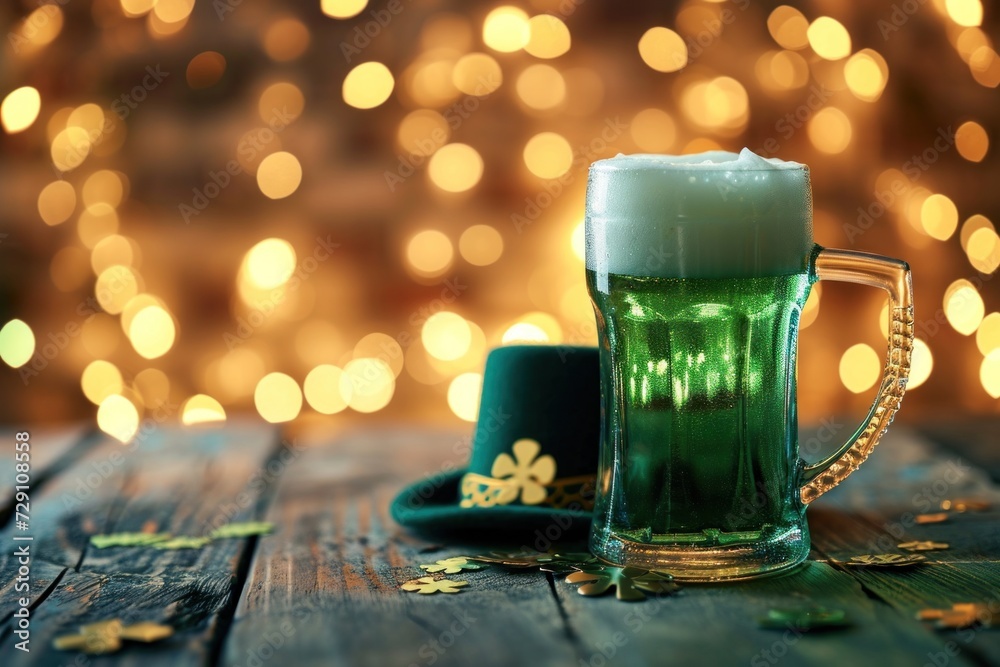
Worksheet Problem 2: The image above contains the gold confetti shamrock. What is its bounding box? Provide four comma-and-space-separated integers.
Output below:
491, 439, 556, 505
419, 557, 488, 574
153, 536, 212, 550
917, 603, 994, 629
898, 540, 949, 552
565, 565, 679, 602
915, 513, 949, 524
400, 577, 469, 594
209, 522, 274, 539
53, 619, 173, 655
469, 550, 597, 570
841, 553, 927, 568
90, 533, 171, 549
759, 608, 850, 631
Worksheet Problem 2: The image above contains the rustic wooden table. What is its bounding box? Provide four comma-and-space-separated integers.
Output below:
1, 417, 998, 667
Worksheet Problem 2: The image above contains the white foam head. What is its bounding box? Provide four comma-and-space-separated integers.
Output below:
586, 148, 813, 279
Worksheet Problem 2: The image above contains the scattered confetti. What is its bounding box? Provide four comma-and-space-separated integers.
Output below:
898, 541, 949, 552
401, 577, 469, 594
917, 603, 994, 629
759, 608, 851, 631
153, 536, 212, 550
565, 565, 679, 602
53, 619, 173, 655
915, 513, 949, 524
940, 498, 992, 512
90, 533, 171, 548
419, 557, 487, 574
840, 553, 927, 568
468, 550, 553, 568
209, 522, 274, 539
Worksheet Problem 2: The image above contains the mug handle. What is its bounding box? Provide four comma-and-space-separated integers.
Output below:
800, 247, 914, 504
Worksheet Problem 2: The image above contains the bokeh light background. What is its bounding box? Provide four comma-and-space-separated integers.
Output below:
0, 0, 998, 442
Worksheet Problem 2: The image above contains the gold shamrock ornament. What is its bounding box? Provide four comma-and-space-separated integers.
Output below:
840, 553, 927, 568
420, 557, 488, 574
565, 565, 679, 602
917, 603, 994, 629
491, 439, 556, 505
400, 577, 469, 594
898, 540, 949, 552
53, 619, 173, 655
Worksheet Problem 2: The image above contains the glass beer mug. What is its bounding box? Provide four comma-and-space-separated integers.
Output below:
586, 149, 913, 580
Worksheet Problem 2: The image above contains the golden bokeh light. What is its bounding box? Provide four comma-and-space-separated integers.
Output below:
955, 120, 989, 162
148, 7, 189, 37
402, 53, 461, 108
152, 0, 194, 22
134, 368, 170, 407
955, 27, 990, 63
423, 312, 472, 361
51, 127, 92, 172
97, 394, 140, 443
37, 181, 76, 226
630, 108, 677, 152
521, 312, 563, 342
502, 322, 549, 344
95, 265, 139, 314
946, 0, 983, 27
406, 230, 454, 277
343, 61, 395, 109
767, 6, 809, 50
82, 170, 127, 210
254, 372, 303, 423
81, 314, 121, 359
844, 49, 889, 102
405, 339, 447, 385
15, 5, 64, 53
342, 358, 395, 413
121, 294, 165, 335
969, 46, 1000, 88
516, 64, 567, 111
129, 305, 176, 359
78, 203, 120, 249
452, 53, 503, 96
244, 238, 297, 289
321, 0, 368, 19
976, 312, 1000, 355
967, 227, 1000, 273
259, 82, 305, 123
523, 132, 573, 179
427, 143, 484, 193
981, 351, 1000, 398
81, 360, 124, 405
801, 283, 822, 328
1, 86, 41, 134
681, 77, 749, 133
91, 235, 136, 275
808, 107, 852, 154
256, 151, 302, 199
0, 319, 35, 369
427, 320, 486, 375
181, 394, 227, 425
807, 17, 851, 60
920, 193, 959, 240
304, 365, 351, 414
637, 27, 687, 73
839, 343, 880, 394
263, 17, 310, 62
209, 348, 265, 402
571, 221, 585, 261
459, 225, 504, 266
907, 338, 933, 390
483, 6, 530, 53
944, 279, 985, 335
121, 0, 157, 17
756, 50, 810, 91
186, 51, 227, 89
354, 332, 404, 377
448, 372, 483, 422
397, 110, 450, 157
525, 15, 571, 59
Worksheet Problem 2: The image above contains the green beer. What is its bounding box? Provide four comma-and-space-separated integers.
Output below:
586, 149, 914, 579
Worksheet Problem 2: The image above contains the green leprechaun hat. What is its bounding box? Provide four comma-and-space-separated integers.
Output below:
391, 345, 600, 538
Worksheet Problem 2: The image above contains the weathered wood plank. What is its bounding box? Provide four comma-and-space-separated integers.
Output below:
0, 425, 92, 518
0, 420, 281, 666
224, 427, 583, 667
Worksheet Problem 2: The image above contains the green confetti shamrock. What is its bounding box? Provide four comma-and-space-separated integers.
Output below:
153, 536, 212, 550
90, 533, 172, 549
419, 557, 487, 574
565, 565, 679, 602
400, 577, 469, 594
210, 522, 274, 539
539, 552, 600, 576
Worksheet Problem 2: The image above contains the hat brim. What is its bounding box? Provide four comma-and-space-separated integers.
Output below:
391, 470, 594, 539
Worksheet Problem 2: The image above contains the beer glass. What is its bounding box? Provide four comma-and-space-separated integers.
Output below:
586, 150, 913, 580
